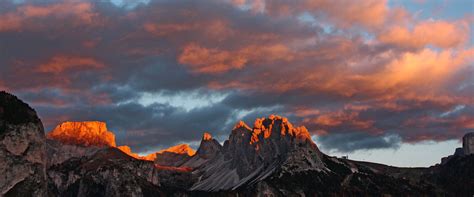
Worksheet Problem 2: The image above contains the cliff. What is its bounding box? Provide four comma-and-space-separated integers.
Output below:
0, 91, 47, 196
47, 121, 116, 147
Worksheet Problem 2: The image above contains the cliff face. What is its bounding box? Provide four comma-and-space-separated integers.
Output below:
0, 91, 47, 196
463, 132, 474, 155
190, 115, 325, 191
146, 144, 196, 166
47, 121, 116, 147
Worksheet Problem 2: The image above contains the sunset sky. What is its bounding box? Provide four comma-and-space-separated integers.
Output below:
1, 0, 473, 167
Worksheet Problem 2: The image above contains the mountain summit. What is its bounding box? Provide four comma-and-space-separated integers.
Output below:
47, 121, 116, 147
188, 115, 324, 191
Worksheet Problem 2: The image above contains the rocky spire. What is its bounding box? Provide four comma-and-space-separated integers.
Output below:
47, 121, 116, 147
233, 120, 252, 131
203, 132, 213, 141
195, 131, 223, 159
249, 114, 313, 145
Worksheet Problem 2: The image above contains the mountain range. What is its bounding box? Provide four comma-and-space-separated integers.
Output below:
0, 91, 473, 196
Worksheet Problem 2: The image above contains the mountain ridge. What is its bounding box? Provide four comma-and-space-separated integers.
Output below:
1, 91, 473, 196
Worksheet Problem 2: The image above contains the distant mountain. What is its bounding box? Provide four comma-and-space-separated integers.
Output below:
47, 121, 116, 147
1, 91, 473, 196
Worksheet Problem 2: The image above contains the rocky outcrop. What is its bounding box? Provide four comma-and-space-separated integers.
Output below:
47, 121, 116, 147
117, 145, 141, 159
195, 132, 222, 159
181, 132, 223, 169
156, 144, 196, 156
441, 132, 474, 164
0, 91, 47, 196
146, 144, 196, 167
47, 147, 193, 196
463, 132, 474, 155
190, 115, 325, 191
46, 139, 101, 167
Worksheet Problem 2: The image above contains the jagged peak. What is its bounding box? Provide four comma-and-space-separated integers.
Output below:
203, 132, 213, 141
250, 115, 312, 144
157, 144, 196, 156
141, 144, 196, 161
233, 120, 251, 131
47, 121, 116, 147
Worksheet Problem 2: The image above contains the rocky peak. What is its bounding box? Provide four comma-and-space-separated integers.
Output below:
158, 144, 196, 156
47, 121, 116, 147
196, 132, 223, 159
225, 115, 316, 152
463, 132, 474, 155
247, 115, 314, 146
143, 144, 196, 166
202, 132, 213, 141
233, 120, 252, 131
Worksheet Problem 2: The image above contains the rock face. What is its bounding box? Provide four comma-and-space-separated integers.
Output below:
195, 132, 222, 160
463, 132, 474, 155
146, 144, 196, 166
117, 145, 141, 159
190, 115, 325, 191
0, 91, 47, 196
46, 139, 101, 167
47, 147, 193, 196
181, 132, 223, 169
47, 121, 116, 147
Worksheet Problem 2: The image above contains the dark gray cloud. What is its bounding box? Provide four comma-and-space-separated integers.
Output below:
317, 132, 402, 153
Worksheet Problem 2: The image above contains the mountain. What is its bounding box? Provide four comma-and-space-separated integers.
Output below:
47, 121, 116, 147
188, 115, 326, 192
0, 91, 47, 196
145, 144, 196, 166
1, 91, 473, 196
47, 147, 195, 196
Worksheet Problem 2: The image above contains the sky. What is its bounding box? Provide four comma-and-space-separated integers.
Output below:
0, 0, 473, 167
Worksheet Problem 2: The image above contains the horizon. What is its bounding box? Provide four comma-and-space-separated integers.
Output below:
41, 114, 464, 168
1, 0, 473, 168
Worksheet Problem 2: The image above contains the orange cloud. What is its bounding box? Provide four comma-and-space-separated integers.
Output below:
0, 2, 96, 31
378, 20, 469, 49
263, 0, 388, 28
304, 110, 375, 131
37, 55, 105, 74
143, 23, 192, 37
178, 43, 248, 74
370, 48, 474, 92
178, 43, 292, 74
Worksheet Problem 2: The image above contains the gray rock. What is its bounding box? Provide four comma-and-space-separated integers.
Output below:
463, 132, 474, 155
0, 91, 47, 196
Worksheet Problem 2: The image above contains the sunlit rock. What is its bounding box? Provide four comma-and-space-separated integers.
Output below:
47, 121, 116, 147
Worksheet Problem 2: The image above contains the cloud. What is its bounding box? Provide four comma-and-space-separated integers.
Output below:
0, 0, 472, 153
36, 55, 105, 74
316, 132, 402, 153
0, 1, 97, 31
255, 0, 389, 28
378, 20, 470, 49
